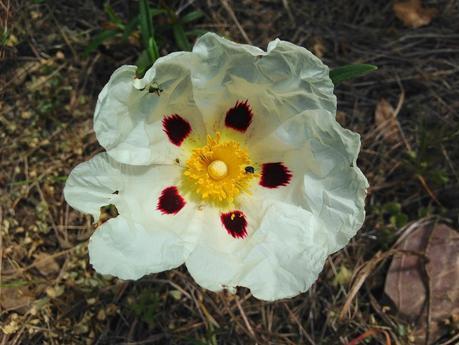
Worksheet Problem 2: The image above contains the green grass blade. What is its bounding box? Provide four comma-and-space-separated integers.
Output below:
150, 8, 167, 17
185, 28, 208, 37
147, 36, 160, 60
173, 23, 191, 51
136, 49, 151, 78
1, 29, 9, 45
181, 10, 204, 23
83, 30, 118, 57
122, 16, 140, 41
104, 3, 125, 29
329, 64, 378, 85
139, 0, 155, 62
0, 279, 31, 288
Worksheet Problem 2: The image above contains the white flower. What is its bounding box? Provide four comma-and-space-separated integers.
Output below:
64, 33, 368, 301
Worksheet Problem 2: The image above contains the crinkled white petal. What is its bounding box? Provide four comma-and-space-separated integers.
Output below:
185, 200, 328, 300
237, 200, 329, 301
191, 33, 336, 139
250, 109, 368, 254
64, 152, 121, 221
94, 33, 336, 165
114, 164, 201, 249
94, 56, 207, 166
89, 216, 189, 279
184, 207, 261, 292
65, 153, 201, 279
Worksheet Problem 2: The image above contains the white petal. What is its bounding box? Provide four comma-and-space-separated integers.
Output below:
115, 164, 201, 248
184, 208, 251, 292
191, 33, 335, 137
185, 199, 328, 301
94, 35, 335, 164
66, 154, 202, 279
64, 153, 121, 221
237, 200, 329, 301
185, 199, 278, 292
250, 109, 368, 254
89, 216, 189, 279
94, 59, 206, 166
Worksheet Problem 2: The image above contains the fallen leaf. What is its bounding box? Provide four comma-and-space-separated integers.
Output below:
374, 98, 402, 144
384, 223, 459, 344
312, 37, 325, 58
393, 0, 437, 28
426, 225, 459, 327
33, 252, 60, 276
0, 285, 34, 313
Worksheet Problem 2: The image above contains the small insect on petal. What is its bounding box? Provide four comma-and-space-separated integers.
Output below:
221, 211, 248, 239
260, 162, 292, 188
157, 186, 186, 215
163, 114, 192, 146
225, 100, 253, 132
245, 166, 255, 174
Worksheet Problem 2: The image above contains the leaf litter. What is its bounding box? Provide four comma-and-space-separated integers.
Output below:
384, 223, 459, 344
393, 0, 438, 29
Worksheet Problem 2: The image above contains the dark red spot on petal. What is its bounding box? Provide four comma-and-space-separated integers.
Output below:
162, 114, 192, 146
260, 162, 292, 188
224, 100, 253, 132
221, 211, 248, 239
157, 186, 186, 215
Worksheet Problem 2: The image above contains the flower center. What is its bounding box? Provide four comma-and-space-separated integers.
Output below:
207, 160, 228, 180
183, 132, 258, 206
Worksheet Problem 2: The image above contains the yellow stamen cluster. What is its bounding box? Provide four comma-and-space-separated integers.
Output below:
183, 133, 257, 206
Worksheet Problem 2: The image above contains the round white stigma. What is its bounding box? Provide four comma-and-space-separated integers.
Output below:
207, 160, 228, 180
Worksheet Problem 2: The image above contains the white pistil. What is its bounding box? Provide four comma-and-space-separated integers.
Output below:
207, 160, 228, 180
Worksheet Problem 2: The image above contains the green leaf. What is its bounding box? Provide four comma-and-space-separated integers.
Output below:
135, 50, 151, 78
181, 10, 204, 23
1, 30, 8, 46
329, 64, 378, 85
122, 17, 140, 41
104, 3, 124, 29
173, 23, 191, 51
83, 30, 118, 57
1, 279, 31, 288
150, 8, 167, 17
129, 290, 160, 328
185, 28, 208, 37
147, 36, 159, 61
139, 0, 155, 57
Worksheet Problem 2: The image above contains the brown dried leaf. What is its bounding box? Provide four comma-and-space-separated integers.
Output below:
426, 225, 459, 323
336, 111, 347, 126
384, 223, 459, 344
393, 0, 438, 29
0, 285, 34, 313
374, 98, 401, 144
384, 226, 428, 319
33, 252, 60, 276
312, 37, 325, 58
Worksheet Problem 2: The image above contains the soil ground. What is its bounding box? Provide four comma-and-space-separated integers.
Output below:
1, 0, 458, 344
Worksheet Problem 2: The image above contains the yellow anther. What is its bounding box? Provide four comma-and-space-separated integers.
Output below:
182, 133, 259, 207
207, 160, 228, 180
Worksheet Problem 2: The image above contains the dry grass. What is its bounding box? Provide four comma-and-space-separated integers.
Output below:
1, 0, 458, 344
